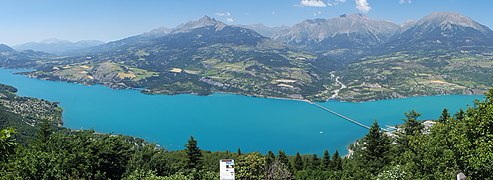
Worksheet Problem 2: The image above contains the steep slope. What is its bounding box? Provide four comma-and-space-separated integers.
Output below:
237, 24, 289, 38
26, 16, 334, 101
0, 44, 50, 67
273, 14, 400, 51
336, 12, 493, 101
388, 12, 493, 51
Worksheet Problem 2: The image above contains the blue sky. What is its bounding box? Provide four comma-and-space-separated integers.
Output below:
1, 0, 492, 46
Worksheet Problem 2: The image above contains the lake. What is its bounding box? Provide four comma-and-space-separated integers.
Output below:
0, 68, 483, 155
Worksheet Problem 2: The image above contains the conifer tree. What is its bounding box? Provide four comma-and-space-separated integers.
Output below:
266, 150, 276, 166
362, 121, 391, 175
330, 150, 342, 171
311, 154, 321, 169
438, 108, 450, 123
294, 152, 303, 171
323, 150, 331, 170
455, 109, 465, 121
277, 150, 289, 166
403, 110, 424, 135
36, 119, 53, 145
185, 136, 202, 170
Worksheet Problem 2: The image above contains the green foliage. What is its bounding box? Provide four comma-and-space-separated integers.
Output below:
184, 136, 202, 171
295, 169, 335, 180
277, 150, 289, 166
438, 108, 450, 123
376, 165, 409, 180
0, 128, 17, 163
294, 152, 303, 171
236, 152, 266, 180
455, 108, 465, 121
35, 118, 53, 146
310, 154, 321, 169
125, 144, 171, 177
361, 121, 391, 175
330, 150, 342, 171
403, 110, 424, 135
266, 150, 275, 166
322, 150, 331, 170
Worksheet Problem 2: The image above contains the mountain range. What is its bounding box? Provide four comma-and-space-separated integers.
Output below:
13, 38, 105, 55
1, 12, 493, 101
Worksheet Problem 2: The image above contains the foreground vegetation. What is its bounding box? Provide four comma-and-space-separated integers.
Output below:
0, 83, 492, 179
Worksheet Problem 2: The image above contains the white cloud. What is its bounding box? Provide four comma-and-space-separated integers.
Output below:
399, 0, 411, 4
300, 0, 327, 7
226, 18, 234, 22
313, 11, 323, 16
215, 12, 231, 17
327, 0, 347, 7
355, 0, 371, 13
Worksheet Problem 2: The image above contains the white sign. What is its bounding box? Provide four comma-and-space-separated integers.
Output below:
220, 159, 235, 180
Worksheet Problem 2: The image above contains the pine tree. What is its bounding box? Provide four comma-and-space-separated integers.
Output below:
237, 148, 242, 156
438, 108, 450, 123
455, 109, 465, 121
311, 154, 321, 169
403, 110, 424, 135
266, 150, 276, 166
294, 152, 303, 171
323, 150, 331, 170
330, 150, 342, 171
362, 121, 391, 175
185, 136, 202, 170
36, 118, 53, 145
277, 150, 289, 166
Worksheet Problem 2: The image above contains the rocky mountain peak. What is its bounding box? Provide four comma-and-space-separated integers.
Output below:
416, 12, 490, 33
173, 16, 226, 33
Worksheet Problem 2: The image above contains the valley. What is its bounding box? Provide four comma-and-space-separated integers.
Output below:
2, 12, 493, 102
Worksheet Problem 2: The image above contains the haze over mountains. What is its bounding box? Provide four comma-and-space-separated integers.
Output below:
13, 38, 105, 55
1, 12, 493, 101
7, 12, 493, 58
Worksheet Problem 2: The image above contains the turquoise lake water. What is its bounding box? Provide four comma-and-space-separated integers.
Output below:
0, 68, 483, 155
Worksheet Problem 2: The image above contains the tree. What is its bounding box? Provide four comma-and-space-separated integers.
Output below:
361, 121, 391, 175
277, 150, 289, 166
294, 152, 303, 171
266, 160, 292, 180
403, 110, 424, 135
0, 128, 17, 163
266, 151, 276, 166
237, 148, 242, 156
323, 150, 331, 170
36, 118, 53, 145
451, 89, 493, 178
455, 109, 465, 121
438, 108, 450, 123
236, 152, 266, 179
185, 136, 202, 170
330, 150, 342, 171
310, 154, 321, 169
125, 144, 171, 177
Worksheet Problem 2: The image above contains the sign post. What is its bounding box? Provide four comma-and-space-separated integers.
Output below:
220, 159, 235, 180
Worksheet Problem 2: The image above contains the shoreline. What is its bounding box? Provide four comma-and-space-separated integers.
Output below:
3, 67, 486, 103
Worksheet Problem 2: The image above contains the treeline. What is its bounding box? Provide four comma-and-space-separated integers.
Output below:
1, 90, 493, 179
